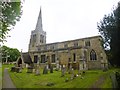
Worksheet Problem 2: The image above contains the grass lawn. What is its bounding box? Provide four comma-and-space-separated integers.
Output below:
3, 64, 116, 88
0, 67, 2, 89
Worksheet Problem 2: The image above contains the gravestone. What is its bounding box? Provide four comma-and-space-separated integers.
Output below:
50, 65, 53, 73
11, 66, 16, 72
27, 66, 33, 73
15, 67, 21, 73
46, 64, 49, 70
19, 64, 22, 72
70, 68, 74, 80
65, 78, 69, 82
33, 63, 37, 73
59, 65, 61, 71
18, 67, 22, 73
56, 60, 59, 71
11, 66, 22, 73
68, 64, 72, 74
35, 64, 40, 75
43, 65, 48, 74
61, 65, 66, 77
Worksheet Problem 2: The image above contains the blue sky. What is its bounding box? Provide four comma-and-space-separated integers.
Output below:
4, 0, 120, 52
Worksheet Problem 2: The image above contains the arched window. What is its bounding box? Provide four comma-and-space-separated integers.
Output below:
90, 49, 97, 60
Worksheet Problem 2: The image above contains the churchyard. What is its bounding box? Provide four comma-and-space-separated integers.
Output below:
2, 64, 119, 88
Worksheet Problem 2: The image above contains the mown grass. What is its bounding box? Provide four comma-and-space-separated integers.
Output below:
3, 64, 115, 88
101, 75, 112, 88
0, 67, 2, 89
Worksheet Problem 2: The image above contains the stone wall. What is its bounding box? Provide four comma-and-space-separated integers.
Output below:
28, 36, 108, 70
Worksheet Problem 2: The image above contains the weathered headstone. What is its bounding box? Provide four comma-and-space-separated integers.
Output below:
35, 64, 40, 75
68, 64, 72, 74
50, 65, 53, 73
19, 64, 22, 73
46, 64, 49, 70
27, 66, 33, 73
56, 60, 59, 71
11, 66, 16, 72
61, 65, 66, 77
70, 68, 74, 80
43, 65, 48, 74
19, 67, 22, 73
59, 65, 61, 71
33, 63, 37, 73
15, 67, 21, 73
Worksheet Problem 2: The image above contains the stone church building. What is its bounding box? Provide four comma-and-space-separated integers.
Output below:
17, 8, 108, 70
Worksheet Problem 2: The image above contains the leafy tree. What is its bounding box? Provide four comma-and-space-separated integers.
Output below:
97, 2, 120, 66
0, 1, 23, 42
1, 45, 20, 62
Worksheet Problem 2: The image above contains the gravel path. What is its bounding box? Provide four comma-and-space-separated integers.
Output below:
2, 68, 16, 89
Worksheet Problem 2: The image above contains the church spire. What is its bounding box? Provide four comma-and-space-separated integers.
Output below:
35, 7, 43, 31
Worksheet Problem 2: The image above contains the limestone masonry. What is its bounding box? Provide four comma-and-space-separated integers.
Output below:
17, 8, 108, 70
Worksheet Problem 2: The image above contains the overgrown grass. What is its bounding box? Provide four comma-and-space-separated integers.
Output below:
3, 64, 116, 88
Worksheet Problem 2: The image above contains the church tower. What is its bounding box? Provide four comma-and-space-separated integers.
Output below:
29, 7, 46, 52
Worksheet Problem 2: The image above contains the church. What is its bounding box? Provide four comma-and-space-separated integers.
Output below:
16, 8, 108, 70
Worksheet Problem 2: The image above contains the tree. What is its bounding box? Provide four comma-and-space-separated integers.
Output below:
0, 1, 23, 42
97, 2, 120, 66
1, 45, 20, 62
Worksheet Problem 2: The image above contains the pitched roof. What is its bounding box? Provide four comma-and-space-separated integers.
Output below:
22, 53, 33, 64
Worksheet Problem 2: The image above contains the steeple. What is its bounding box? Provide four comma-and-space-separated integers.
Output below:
35, 7, 43, 31
29, 7, 46, 52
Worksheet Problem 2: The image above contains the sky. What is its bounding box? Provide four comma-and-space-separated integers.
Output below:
3, 0, 120, 52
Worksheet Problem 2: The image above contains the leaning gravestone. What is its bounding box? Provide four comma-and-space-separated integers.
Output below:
43, 65, 48, 74
50, 65, 53, 73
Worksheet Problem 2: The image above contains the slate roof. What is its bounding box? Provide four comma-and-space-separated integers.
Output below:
22, 52, 33, 64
